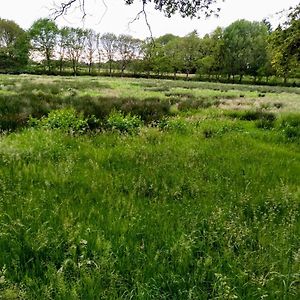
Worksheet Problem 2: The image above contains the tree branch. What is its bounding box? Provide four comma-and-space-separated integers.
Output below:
52, 0, 86, 19
128, 1, 153, 39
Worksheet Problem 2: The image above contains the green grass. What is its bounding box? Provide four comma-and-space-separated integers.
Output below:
0, 74, 299, 299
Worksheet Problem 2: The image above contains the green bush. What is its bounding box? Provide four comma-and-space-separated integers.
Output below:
106, 110, 143, 134
28, 108, 89, 134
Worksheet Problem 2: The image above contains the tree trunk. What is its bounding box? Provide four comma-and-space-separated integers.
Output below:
109, 61, 112, 75
186, 71, 189, 80
239, 74, 243, 83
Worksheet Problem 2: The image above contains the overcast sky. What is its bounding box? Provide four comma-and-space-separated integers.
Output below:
1, 0, 299, 38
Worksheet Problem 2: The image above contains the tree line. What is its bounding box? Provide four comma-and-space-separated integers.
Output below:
0, 4, 299, 84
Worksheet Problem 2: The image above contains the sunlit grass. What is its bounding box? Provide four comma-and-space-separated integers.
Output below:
0, 74, 299, 299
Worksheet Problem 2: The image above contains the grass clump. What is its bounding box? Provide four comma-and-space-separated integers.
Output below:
279, 113, 300, 140
158, 117, 188, 134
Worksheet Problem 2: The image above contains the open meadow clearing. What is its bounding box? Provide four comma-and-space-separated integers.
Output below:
0, 74, 300, 299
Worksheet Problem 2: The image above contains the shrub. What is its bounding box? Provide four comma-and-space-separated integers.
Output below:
106, 111, 143, 134
121, 98, 171, 123
28, 108, 89, 134
227, 110, 276, 122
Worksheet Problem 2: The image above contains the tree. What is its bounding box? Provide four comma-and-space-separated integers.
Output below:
268, 4, 300, 83
29, 18, 59, 72
222, 20, 269, 82
164, 37, 183, 78
85, 29, 97, 74
139, 39, 155, 76
57, 26, 69, 73
0, 19, 29, 70
145, 36, 174, 76
116, 34, 141, 75
54, 0, 221, 19
96, 33, 102, 72
65, 27, 87, 75
196, 33, 215, 78
180, 31, 200, 78
100, 33, 118, 74
281, 4, 300, 61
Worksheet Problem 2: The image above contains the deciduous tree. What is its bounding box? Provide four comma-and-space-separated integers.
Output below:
116, 34, 141, 75
29, 18, 59, 72
65, 27, 87, 75
100, 33, 118, 74
0, 19, 29, 70
222, 20, 269, 82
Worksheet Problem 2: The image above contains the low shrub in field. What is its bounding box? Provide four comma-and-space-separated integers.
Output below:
177, 98, 216, 111
227, 109, 276, 122
279, 114, 300, 140
70, 96, 171, 123
106, 110, 143, 134
121, 98, 171, 123
28, 108, 89, 134
226, 109, 277, 129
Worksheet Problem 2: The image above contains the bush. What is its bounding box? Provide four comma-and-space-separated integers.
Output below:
121, 98, 171, 123
106, 111, 143, 134
227, 110, 276, 122
28, 108, 89, 134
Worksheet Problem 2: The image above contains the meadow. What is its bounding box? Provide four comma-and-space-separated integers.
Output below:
0, 74, 300, 299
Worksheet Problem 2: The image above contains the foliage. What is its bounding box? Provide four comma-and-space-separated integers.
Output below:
106, 110, 142, 133
29, 18, 59, 71
64, 27, 88, 75
158, 117, 188, 133
222, 20, 270, 81
0, 19, 29, 70
101, 33, 118, 74
29, 107, 89, 133
227, 110, 276, 122
1, 75, 300, 132
268, 5, 300, 83
279, 113, 300, 140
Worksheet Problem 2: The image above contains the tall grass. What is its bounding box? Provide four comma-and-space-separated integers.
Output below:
0, 121, 299, 298
0, 74, 299, 298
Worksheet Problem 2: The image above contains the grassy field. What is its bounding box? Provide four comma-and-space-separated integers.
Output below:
0, 75, 300, 299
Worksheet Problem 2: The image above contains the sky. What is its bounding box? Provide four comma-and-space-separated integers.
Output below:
1, 0, 299, 38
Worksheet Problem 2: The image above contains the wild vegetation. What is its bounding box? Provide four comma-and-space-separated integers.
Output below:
0, 74, 299, 299
0, 3, 299, 84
